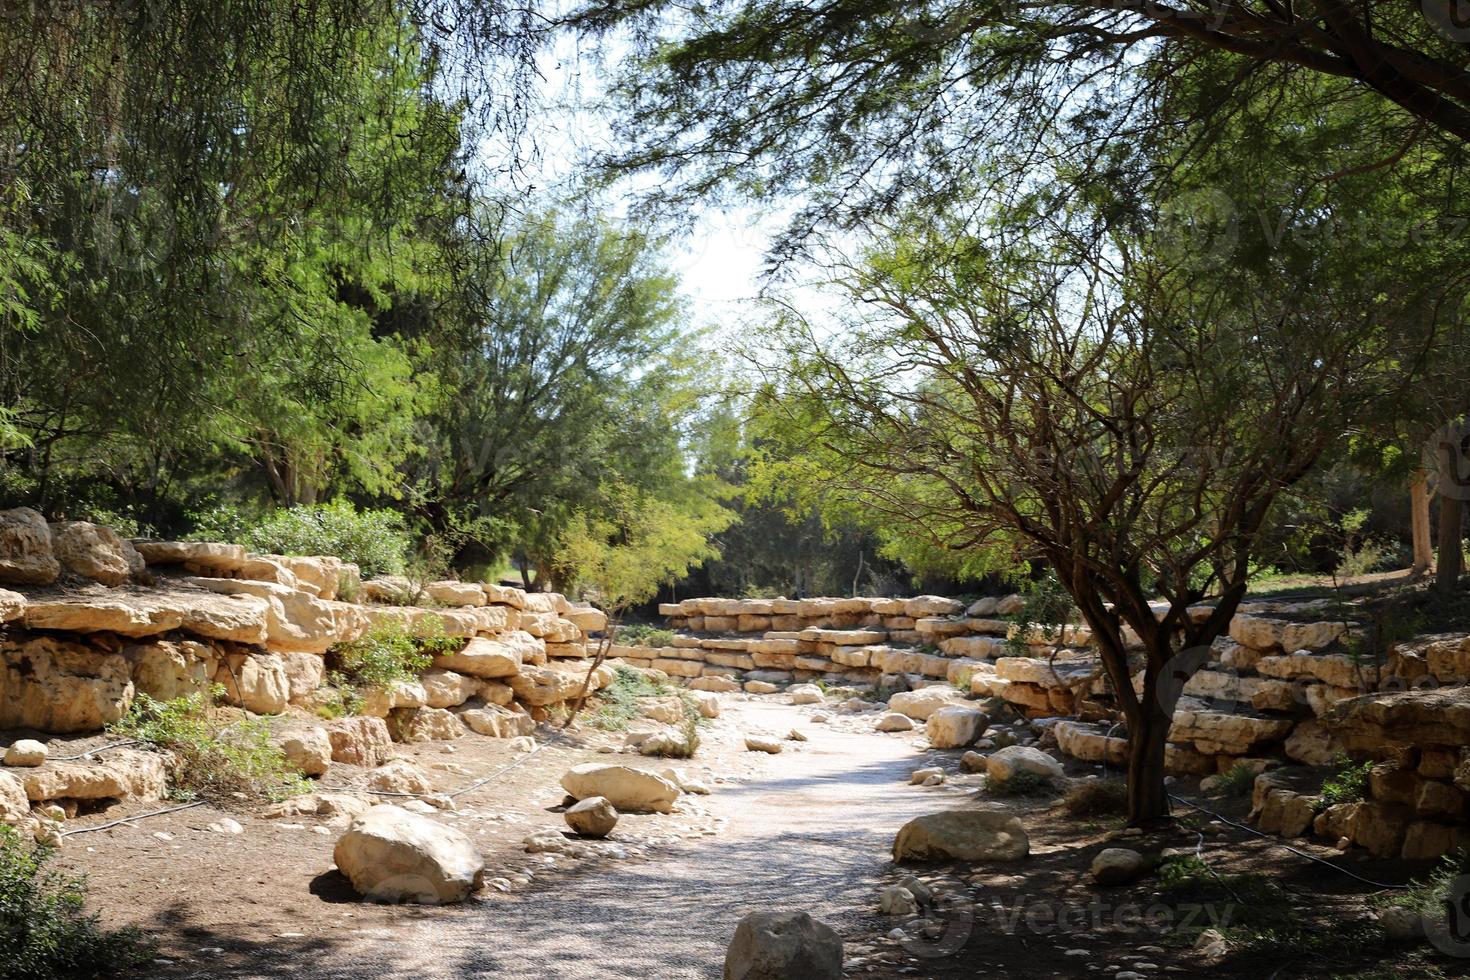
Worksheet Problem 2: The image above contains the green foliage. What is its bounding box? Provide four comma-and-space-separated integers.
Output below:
1381, 850, 1470, 918
1062, 779, 1128, 817
985, 769, 1056, 797
332, 617, 460, 695
1315, 757, 1374, 812
0, 826, 155, 979
230, 502, 412, 578
1214, 763, 1260, 799
554, 481, 735, 612
615, 625, 676, 648
108, 689, 309, 803
588, 667, 675, 732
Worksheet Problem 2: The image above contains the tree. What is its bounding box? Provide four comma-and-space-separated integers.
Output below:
555, 480, 735, 722
408, 208, 711, 583
751, 192, 1442, 821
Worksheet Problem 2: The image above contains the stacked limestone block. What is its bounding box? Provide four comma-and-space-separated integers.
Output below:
0, 506, 612, 812
1242, 677, 1470, 862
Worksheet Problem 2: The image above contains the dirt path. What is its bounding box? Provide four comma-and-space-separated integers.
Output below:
269, 699, 942, 979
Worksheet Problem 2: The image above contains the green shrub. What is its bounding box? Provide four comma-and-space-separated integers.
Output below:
587, 666, 674, 732
1213, 762, 1259, 798
332, 617, 460, 693
0, 826, 155, 979
193, 501, 412, 577
1314, 756, 1373, 812
986, 769, 1056, 797
1062, 779, 1128, 816
616, 624, 674, 648
108, 689, 310, 803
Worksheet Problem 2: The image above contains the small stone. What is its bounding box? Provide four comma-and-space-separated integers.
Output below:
879, 885, 918, 916
745, 736, 783, 754
786, 729, 808, 742
1090, 848, 1146, 886
909, 767, 944, 785
875, 712, 915, 733
207, 818, 244, 835
921, 773, 945, 786
1378, 906, 1424, 940
565, 796, 619, 838
960, 751, 987, 773
3, 740, 47, 767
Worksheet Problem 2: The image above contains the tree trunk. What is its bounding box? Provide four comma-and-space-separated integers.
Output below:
1438, 491, 1464, 592
1124, 681, 1173, 825
1411, 469, 1433, 575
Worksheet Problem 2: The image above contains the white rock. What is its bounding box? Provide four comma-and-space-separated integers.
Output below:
926, 706, 988, 749
985, 745, 1065, 782
745, 736, 783, 754
208, 818, 244, 835
874, 712, 915, 733
3, 740, 47, 767
887, 687, 970, 721
909, 767, 944, 785
560, 763, 680, 814
892, 810, 1029, 862
333, 804, 484, 904
788, 683, 824, 705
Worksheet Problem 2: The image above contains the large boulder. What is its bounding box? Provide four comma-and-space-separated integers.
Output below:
213, 652, 290, 714
0, 507, 58, 585
788, 683, 825, 705
0, 637, 134, 732
124, 640, 219, 702
419, 668, 479, 709
887, 687, 971, 721
457, 704, 535, 738
281, 729, 333, 777
892, 809, 1030, 862
723, 911, 842, 980
186, 577, 360, 653
432, 635, 534, 679
560, 763, 681, 814
52, 521, 144, 586
325, 717, 393, 767
367, 759, 433, 795
333, 805, 484, 904
985, 745, 1065, 783
926, 706, 988, 749
510, 661, 612, 706
386, 707, 464, 743
20, 749, 166, 802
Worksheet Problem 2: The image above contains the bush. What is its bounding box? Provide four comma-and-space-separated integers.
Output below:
330, 617, 460, 696
588, 667, 675, 732
1314, 756, 1373, 812
1062, 778, 1128, 816
615, 624, 675, 648
108, 689, 310, 803
1213, 762, 1259, 798
986, 769, 1057, 797
0, 827, 155, 979
192, 501, 412, 577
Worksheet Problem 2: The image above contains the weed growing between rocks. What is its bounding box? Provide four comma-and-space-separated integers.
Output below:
587, 666, 675, 731
109, 689, 310, 803
0, 826, 155, 979
1213, 762, 1259, 798
1314, 756, 1374, 812
321, 616, 461, 714
615, 624, 675, 648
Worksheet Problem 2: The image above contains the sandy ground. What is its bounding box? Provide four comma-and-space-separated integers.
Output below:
53, 693, 1462, 979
